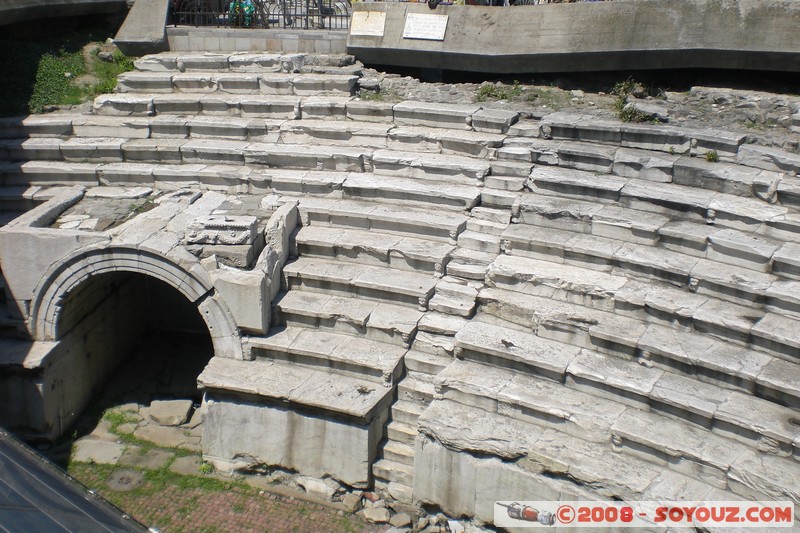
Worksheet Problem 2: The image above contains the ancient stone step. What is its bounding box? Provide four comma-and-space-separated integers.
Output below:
673, 156, 778, 197
273, 289, 422, 348
455, 319, 580, 382
279, 120, 391, 148
428, 279, 478, 318
403, 349, 453, 377
246, 326, 406, 386
477, 285, 800, 382
387, 127, 505, 158
297, 197, 467, 244
197, 356, 393, 421
397, 376, 435, 405
611, 408, 751, 490
737, 144, 800, 174
1, 161, 100, 187
457, 230, 501, 255
283, 256, 437, 311
390, 399, 424, 426
244, 143, 368, 172
342, 173, 481, 209
372, 458, 414, 486
445, 248, 496, 280
435, 359, 626, 443
371, 149, 490, 184
117, 71, 358, 96
526, 165, 627, 201
382, 440, 415, 467
0, 115, 73, 139
1, 138, 64, 162
293, 225, 454, 275
386, 420, 418, 447
487, 253, 628, 312
392, 101, 482, 130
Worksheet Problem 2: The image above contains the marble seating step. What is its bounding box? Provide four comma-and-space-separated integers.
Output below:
293, 225, 454, 275
116, 71, 358, 96
371, 149, 490, 185
133, 52, 357, 73
244, 143, 369, 172
246, 326, 407, 386
435, 358, 800, 477
475, 287, 800, 404
297, 197, 468, 244
503, 219, 788, 279
283, 256, 438, 311
197, 355, 394, 422
273, 289, 423, 348
92, 93, 352, 120
342, 172, 481, 210
387, 126, 505, 158
278, 119, 391, 148
419, 394, 798, 506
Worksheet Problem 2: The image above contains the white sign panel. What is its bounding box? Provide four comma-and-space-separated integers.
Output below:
350, 11, 386, 37
403, 13, 448, 41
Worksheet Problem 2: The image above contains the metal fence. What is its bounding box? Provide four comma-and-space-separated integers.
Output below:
172, 0, 352, 30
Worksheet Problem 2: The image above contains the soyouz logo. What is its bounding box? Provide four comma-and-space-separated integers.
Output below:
493, 501, 795, 528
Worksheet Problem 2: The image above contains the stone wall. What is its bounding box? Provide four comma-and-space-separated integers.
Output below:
348, 0, 800, 73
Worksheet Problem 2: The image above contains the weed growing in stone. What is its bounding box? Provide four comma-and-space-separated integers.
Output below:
476, 80, 522, 102
705, 150, 720, 162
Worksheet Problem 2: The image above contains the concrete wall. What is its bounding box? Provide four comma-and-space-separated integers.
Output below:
347, 0, 800, 73
0, 0, 125, 26
167, 27, 348, 53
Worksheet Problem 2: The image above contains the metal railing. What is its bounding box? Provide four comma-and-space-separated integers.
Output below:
172, 0, 351, 30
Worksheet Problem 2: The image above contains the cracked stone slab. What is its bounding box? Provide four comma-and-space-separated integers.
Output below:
690, 258, 775, 305
435, 359, 626, 442
756, 358, 800, 408
566, 350, 663, 407
715, 390, 800, 452
728, 451, 800, 504
393, 101, 481, 129
612, 147, 678, 182
751, 312, 800, 356
487, 254, 627, 311
524, 428, 662, 500
418, 399, 539, 460
512, 193, 604, 232
198, 357, 392, 421
455, 320, 579, 381
651, 372, 732, 426
706, 229, 781, 272
673, 157, 759, 196
613, 242, 698, 284
621, 177, 715, 216
527, 165, 626, 201
611, 408, 749, 488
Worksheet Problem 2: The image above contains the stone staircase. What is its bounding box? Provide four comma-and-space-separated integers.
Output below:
1, 50, 799, 525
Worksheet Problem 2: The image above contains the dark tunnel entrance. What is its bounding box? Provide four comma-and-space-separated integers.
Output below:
47, 271, 214, 462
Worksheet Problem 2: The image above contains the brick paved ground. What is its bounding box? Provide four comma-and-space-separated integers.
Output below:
69, 463, 383, 533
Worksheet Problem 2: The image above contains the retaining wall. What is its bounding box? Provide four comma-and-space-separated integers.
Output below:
347, 0, 800, 74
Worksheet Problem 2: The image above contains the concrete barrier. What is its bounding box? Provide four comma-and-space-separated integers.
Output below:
114, 0, 170, 56
347, 0, 800, 74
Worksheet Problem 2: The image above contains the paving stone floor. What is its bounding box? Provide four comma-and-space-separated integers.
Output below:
45, 332, 384, 533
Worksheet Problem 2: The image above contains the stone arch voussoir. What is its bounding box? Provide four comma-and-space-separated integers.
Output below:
30, 244, 243, 360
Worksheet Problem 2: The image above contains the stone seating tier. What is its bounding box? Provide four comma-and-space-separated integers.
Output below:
2, 51, 799, 521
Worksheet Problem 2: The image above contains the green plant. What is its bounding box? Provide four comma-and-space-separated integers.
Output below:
475, 80, 522, 102
28, 49, 86, 113
705, 150, 720, 163
199, 461, 214, 475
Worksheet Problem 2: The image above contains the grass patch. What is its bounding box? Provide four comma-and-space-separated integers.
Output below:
475, 80, 522, 102
0, 26, 134, 116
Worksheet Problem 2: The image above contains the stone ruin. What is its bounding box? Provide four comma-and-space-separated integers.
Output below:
0, 51, 799, 529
